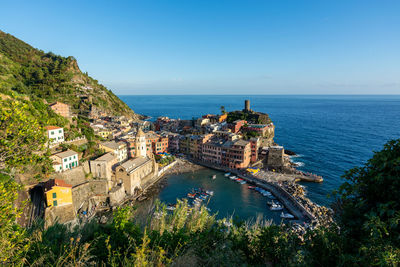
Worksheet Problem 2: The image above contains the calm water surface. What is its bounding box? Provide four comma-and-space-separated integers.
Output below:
120, 95, 400, 211
158, 168, 283, 223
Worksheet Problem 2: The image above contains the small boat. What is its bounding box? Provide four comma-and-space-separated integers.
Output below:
187, 193, 196, 198
199, 195, 207, 200
248, 186, 256, 189
240, 180, 246, 185
206, 190, 214, 196
230, 176, 237, 180
280, 212, 295, 219
212, 175, 217, 179
166, 205, 176, 211
267, 195, 276, 200
225, 172, 231, 177
270, 204, 283, 211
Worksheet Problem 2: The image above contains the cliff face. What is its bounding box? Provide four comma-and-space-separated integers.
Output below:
0, 30, 138, 119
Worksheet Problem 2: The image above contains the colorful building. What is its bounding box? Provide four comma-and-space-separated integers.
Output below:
45, 126, 64, 145
202, 139, 224, 164
229, 120, 246, 134
242, 123, 274, 137
44, 179, 73, 207
99, 141, 128, 162
222, 139, 251, 169
49, 102, 70, 118
249, 137, 260, 163
50, 150, 79, 172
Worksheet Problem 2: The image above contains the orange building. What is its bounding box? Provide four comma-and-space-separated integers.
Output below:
44, 179, 73, 207
218, 113, 227, 123
49, 102, 70, 118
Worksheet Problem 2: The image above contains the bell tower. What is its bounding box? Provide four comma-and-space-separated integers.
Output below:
135, 127, 147, 157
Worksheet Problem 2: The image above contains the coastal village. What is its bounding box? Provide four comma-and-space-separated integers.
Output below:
27, 99, 330, 229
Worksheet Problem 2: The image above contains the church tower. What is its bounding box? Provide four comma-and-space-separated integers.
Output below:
135, 127, 147, 158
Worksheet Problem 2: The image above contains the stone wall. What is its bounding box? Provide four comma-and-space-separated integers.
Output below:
50, 166, 86, 186
72, 180, 108, 212
109, 184, 126, 206
82, 161, 90, 174
44, 204, 77, 228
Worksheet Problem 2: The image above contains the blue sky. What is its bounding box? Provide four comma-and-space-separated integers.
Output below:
1, 0, 399, 95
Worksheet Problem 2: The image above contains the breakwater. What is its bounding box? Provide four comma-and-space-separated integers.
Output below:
189, 159, 317, 223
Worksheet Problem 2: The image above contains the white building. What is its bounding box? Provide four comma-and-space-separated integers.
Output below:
45, 126, 64, 145
99, 141, 128, 162
50, 150, 79, 172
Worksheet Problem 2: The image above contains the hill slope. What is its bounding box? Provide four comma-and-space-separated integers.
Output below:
0, 30, 138, 119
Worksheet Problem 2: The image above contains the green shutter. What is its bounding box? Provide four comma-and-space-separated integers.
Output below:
53, 200, 58, 206
52, 192, 57, 198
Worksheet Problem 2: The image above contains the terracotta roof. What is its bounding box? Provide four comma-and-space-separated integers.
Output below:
45, 126, 62, 130
44, 179, 72, 191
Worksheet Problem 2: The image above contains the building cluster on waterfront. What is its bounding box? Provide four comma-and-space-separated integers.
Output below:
36, 100, 291, 226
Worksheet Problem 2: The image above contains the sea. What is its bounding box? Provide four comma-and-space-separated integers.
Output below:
119, 95, 400, 213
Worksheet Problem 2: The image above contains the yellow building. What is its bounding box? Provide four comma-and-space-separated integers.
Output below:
44, 179, 73, 207
98, 130, 112, 139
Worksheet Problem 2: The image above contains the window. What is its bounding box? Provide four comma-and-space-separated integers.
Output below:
51, 131, 54, 135
64, 158, 67, 162
74, 155, 76, 159
52, 192, 57, 198
53, 200, 58, 206
69, 157, 72, 160
59, 130, 62, 133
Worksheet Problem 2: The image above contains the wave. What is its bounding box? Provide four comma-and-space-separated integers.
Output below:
292, 161, 305, 167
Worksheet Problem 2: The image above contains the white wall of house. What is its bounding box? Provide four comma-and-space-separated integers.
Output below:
61, 154, 79, 171
48, 128, 64, 144
118, 147, 128, 162
53, 163, 63, 172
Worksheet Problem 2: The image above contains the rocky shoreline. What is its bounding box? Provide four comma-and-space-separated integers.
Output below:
278, 180, 334, 226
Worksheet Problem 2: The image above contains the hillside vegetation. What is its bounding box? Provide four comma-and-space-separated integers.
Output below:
0, 30, 136, 119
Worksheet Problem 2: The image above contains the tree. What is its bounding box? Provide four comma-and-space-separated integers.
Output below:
335, 139, 400, 265
220, 106, 226, 114
0, 179, 29, 264
0, 99, 48, 172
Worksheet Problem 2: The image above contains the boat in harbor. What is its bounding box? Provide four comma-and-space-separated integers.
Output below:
280, 212, 295, 219
224, 172, 231, 177
267, 200, 280, 206
187, 193, 196, 198
239, 180, 246, 185
166, 205, 176, 211
248, 186, 256, 189
212, 174, 217, 179
229, 176, 237, 180
270, 203, 283, 211
206, 190, 214, 196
